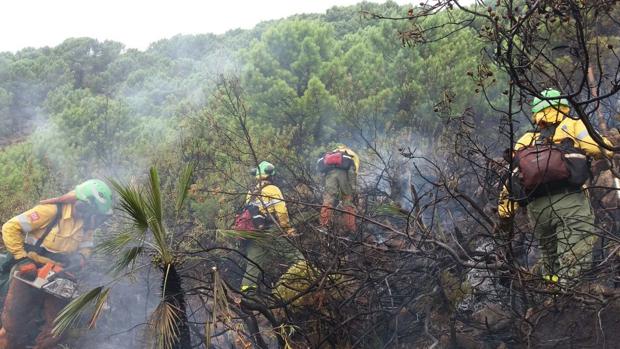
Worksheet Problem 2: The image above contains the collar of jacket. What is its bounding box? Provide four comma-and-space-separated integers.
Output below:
534, 106, 569, 126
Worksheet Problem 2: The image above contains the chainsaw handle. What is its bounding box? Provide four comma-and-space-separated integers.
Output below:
37, 262, 56, 279
17, 262, 38, 274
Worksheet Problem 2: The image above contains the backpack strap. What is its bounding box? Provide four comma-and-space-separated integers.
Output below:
32, 203, 63, 251
2, 203, 63, 270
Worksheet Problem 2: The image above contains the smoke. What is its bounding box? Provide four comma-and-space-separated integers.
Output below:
0, 33, 247, 349
73, 260, 160, 349
359, 128, 431, 209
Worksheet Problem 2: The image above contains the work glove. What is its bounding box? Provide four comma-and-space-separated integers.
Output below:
14, 256, 40, 274
284, 227, 298, 237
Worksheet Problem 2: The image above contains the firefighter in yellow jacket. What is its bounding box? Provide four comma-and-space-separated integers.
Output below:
241, 161, 294, 292
318, 144, 360, 232
498, 89, 615, 284
0, 179, 112, 349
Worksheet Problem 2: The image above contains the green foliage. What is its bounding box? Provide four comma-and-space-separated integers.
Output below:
2, 1, 617, 347
0, 2, 507, 207
0, 87, 14, 138
40, 85, 137, 179
0, 142, 51, 222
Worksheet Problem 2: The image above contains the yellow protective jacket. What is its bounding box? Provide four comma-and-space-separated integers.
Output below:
245, 181, 290, 228
333, 146, 360, 175
498, 107, 613, 218
1, 202, 94, 260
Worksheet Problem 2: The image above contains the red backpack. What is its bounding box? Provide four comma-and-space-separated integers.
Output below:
317, 151, 354, 173
233, 207, 257, 231
514, 145, 571, 191
324, 152, 343, 166
511, 125, 590, 197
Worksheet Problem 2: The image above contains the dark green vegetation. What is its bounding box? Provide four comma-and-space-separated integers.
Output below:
2, 1, 620, 348
0, 1, 501, 221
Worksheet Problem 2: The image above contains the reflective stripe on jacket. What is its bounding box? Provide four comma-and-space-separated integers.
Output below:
245, 182, 290, 228
498, 106, 613, 218
2, 203, 94, 259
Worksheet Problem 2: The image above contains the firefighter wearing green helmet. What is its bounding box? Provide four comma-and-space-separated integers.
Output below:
498, 88, 616, 285
0, 179, 112, 349
238, 161, 295, 292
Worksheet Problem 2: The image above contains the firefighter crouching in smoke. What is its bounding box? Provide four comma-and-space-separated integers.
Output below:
498, 89, 619, 285
237, 161, 296, 292
317, 144, 360, 232
0, 179, 112, 349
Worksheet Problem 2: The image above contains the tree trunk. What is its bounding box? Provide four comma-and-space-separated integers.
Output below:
162, 264, 191, 349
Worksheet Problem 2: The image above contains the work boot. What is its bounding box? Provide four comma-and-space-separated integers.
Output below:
342, 205, 357, 232
0, 328, 7, 349
0, 328, 28, 349
319, 205, 333, 227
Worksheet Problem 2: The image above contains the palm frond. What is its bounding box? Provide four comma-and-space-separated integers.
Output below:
96, 231, 138, 255
142, 167, 174, 263
207, 268, 234, 349
374, 203, 410, 218
53, 286, 108, 336
147, 167, 163, 224
175, 163, 194, 215
205, 269, 218, 349
111, 246, 143, 274
110, 179, 149, 232
147, 301, 181, 349
150, 222, 173, 265
88, 287, 111, 328
217, 228, 272, 242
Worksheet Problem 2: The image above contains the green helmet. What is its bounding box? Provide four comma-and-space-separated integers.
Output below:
255, 161, 276, 179
531, 88, 569, 114
75, 179, 113, 215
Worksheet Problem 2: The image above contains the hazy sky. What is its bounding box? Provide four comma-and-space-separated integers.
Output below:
0, 0, 413, 53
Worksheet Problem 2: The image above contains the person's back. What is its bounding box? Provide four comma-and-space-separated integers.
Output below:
245, 180, 290, 229
239, 161, 295, 292
498, 89, 615, 284
318, 144, 359, 232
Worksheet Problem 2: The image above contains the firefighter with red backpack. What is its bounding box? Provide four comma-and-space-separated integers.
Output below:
498, 89, 617, 285
0, 179, 113, 349
317, 144, 360, 232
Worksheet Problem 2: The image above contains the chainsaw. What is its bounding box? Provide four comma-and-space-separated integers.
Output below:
13, 262, 78, 299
